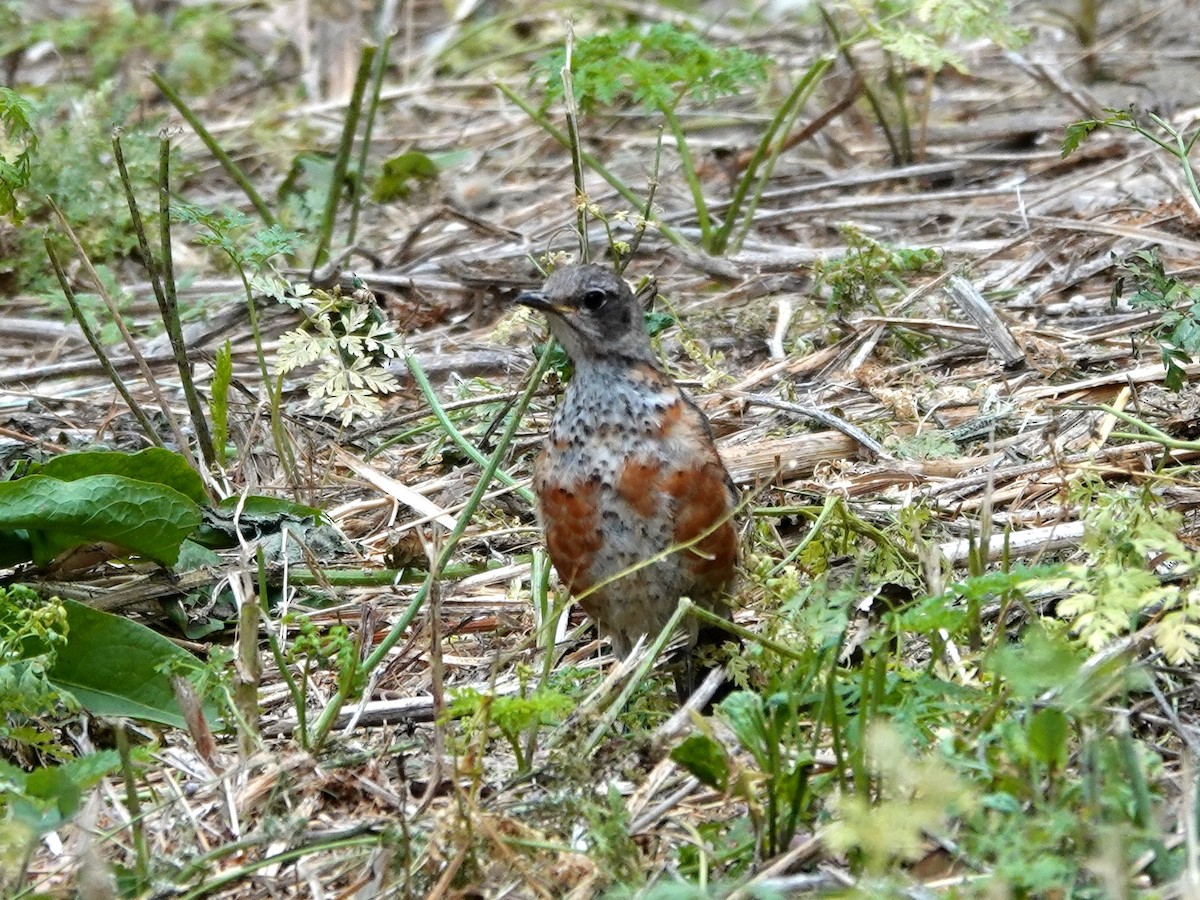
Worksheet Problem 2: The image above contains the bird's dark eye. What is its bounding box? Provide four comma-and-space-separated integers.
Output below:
581, 288, 608, 312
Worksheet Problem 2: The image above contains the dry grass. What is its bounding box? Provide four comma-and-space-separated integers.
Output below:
5, 0, 1200, 896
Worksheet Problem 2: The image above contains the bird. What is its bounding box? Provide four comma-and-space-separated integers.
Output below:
517, 263, 740, 699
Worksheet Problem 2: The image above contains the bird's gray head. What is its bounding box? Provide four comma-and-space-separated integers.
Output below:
516, 264, 653, 365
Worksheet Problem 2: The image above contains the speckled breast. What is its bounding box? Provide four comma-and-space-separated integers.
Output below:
532, 359, 738, 656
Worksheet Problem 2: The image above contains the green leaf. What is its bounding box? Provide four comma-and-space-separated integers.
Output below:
717, 690, 771, 768
48, 600, 210, 729
33, 447, 207, 505
372, 151, 439, 202
0, 86, 37, 222
643, 309, 675, 338
1061, 119, 1101, 157
0, 474, 201, 566
1026, 707, 1069, 770
989, 626, 1084, 699
0, 751, 121, 835
671, 733, 729, 791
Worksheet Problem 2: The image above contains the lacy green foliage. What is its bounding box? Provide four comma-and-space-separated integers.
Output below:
825, 0, 1024, 165
173, 204, 299, 275
1050, 485, 1200, 664
1108, 248, 1200, 392
538, 23, 768, 112
869, 0, 1025, 72
812, 224, 943, 314
286, 614, 367, 700
0, 87, 36, 223
0, 585, 74, 755
582, 787, 645, 887
447, 683, 574, 772
276, 281, 405, 425
529, 23, 782, 254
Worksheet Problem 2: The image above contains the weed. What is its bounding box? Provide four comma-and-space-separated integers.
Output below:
0, 585, 74, 757
172, 204, 300, 468
812, 224, 943, 315
0, 88, 35, 224
276, 280, 405, 425
678, 689, 818, 860
515, 23, 829, 255
1, 86, 178, 297
1108, 247, 1200, 391
1064, 106, 1200, 210
1051, 480, 1200, 664
822, 0, 1026, 164
583, 787, 645, 887
285, 614, 368, 740
447, 679, 575, 773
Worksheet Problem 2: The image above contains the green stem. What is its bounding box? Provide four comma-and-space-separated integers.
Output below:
659, 101, 711, 244
115, 725, 149, 884
495, 81, 690, 250
582, 597, 692, 756
348, 36, 392, 246
311, 44, 375, 273
722, 57, 834, 254
150, 72, 278, 230
156, 133, 216, 470
405, 352, 534, 504
306, 346, 556, 748
1098, 403, 1200, 449
257, 546, 307, 747
561, 26, 589, 257
44, 238, 164, 447
688, 603, 807, 663
767, 495, 838, 577
819, 7, 902, 166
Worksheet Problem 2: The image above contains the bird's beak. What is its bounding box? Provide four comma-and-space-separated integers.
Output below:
516, 290, 571, 315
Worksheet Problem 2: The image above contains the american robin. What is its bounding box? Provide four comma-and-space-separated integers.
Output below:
518, 263, 739, 697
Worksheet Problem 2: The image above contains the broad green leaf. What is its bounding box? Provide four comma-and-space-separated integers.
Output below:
48, 600, 210, 730
0, 474, 200, 566
34, 447, 206, 505
671, 733, 729, 791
